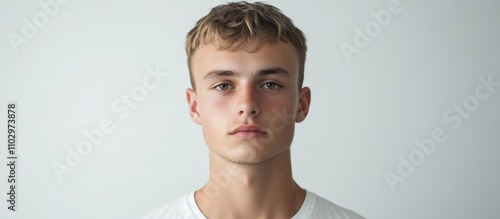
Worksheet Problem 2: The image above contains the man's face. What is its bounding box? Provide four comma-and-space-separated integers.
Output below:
187, 41, 311, 165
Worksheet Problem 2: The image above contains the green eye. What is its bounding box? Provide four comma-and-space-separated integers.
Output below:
262, 82, 281, 90
215, 83, 231, 91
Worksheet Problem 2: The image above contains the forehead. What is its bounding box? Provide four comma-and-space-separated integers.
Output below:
191, 41, 300, 80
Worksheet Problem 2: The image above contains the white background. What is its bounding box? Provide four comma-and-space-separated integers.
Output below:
1, 0, 499, 218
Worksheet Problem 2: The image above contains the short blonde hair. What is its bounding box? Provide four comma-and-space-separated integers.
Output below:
185, 1, 307, 89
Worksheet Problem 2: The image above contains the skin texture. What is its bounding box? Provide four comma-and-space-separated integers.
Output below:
186, 40, 311, 218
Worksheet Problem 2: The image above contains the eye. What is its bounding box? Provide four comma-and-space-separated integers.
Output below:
261, 82, 281, 90
214, 83, 232, 91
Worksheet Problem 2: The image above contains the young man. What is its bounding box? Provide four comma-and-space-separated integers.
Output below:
143, 1, 364, 218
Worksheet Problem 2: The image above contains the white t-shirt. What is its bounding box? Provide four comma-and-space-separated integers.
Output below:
142, 190, 365, 219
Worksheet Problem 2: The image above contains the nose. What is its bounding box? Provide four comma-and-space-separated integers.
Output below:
237, 84, 260, 117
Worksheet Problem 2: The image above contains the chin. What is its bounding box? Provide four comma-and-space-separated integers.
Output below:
222, 144, 288, 165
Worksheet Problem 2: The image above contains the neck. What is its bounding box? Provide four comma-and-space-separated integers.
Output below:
195, 150, 306, 219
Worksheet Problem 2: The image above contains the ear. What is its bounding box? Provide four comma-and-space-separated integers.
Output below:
186, 88, 202, 125
295, 86, 311, 123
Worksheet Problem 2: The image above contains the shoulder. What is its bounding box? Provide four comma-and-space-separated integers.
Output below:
294, 190, 365, 219
141, 192, 205, 219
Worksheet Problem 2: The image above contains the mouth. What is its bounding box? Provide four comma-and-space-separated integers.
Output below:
230, 125, 267, 139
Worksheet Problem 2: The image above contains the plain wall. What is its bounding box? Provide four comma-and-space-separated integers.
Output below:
1, 0, 499, 218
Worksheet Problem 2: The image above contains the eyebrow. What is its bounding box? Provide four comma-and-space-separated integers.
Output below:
259, 67, 290, 76
203, 67, 290, 80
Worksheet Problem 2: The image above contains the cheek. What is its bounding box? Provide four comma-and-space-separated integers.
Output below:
199, 95, 231, 145
265, 94, 298, 116
200, 95, 231, 122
